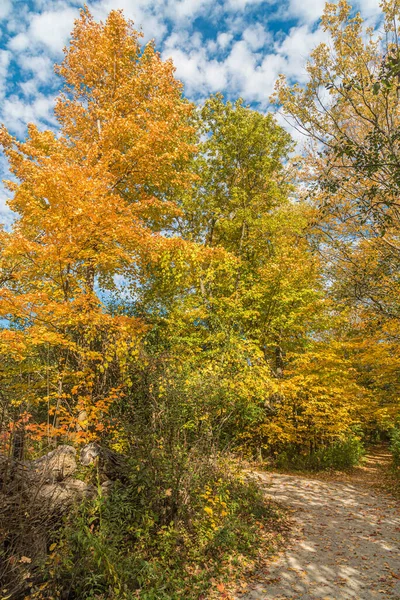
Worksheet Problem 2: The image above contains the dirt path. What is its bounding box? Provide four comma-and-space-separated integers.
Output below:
237, 448, 400, 600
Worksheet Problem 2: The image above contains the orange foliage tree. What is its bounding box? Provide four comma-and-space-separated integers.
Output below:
0, 8, 196, 447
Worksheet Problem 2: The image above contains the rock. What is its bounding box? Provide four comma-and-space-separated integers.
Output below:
35, 479, 96, 512
1, 443, 126, 515
1, 446, 77, 492
80, 442, 101, 466
30, 445, 77, 482
0, 443, 103, 598
80, 443, 128, 481
100, 478, 115, 496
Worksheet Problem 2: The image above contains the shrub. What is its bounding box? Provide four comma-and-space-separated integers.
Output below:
274, 436, 365, 471
390, 427, 400, 468
35, 459, 287, 599
2, 349, 290, 599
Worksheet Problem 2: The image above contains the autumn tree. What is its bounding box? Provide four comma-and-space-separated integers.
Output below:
0, 8, 196, 447
274, 0, 400, 326
275, 0, 400, 432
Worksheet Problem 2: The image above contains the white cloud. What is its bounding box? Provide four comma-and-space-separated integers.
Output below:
20, 79, 40, 97
203, 59, 229, 91
0, 50, 10, 100
1, 94, 56, 137
165, 0, 214, 21
91, 0, 168, 42
287, 0, 326, 24
29, 8, 78, 54
165, 35, 286, 105
274, 109, 307, 146
0, 0, 388, 155
287, 0, 382, 26
224, 40, 258, 88
0, 0, 12, 21
277, 24, 328, 81
19, 54, 54, 84
355, 0, 381, 19
164, 47, 207, 93
226, 0, 265, 10
217, 31, 233, 49
8, 33, 30, 52
227, 47, 286, 103
0, 155, 14, 228
242, 23, 270, 51
0, 194, 13, 228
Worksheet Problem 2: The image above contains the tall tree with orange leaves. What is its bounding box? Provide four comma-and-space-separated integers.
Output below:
0, 8, 196, 447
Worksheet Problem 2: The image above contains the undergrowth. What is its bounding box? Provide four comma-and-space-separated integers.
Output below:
272, 436, 365, 472
390, 427, 400, 469
29, 459, 288, 600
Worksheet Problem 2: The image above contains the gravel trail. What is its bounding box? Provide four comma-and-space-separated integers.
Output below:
237, 452, 400, 600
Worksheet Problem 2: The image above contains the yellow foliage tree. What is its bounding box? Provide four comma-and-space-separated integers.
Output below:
274, 0, 400, 433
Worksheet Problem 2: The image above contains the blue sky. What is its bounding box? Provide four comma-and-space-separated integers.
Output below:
0, 0, 383, 224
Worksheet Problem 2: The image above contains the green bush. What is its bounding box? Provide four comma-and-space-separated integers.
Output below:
390, 427, 400, 468
37, 460, 287, 600
274, 436, 365, 472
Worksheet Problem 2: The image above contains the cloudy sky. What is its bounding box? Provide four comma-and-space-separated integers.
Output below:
0, 0, 383, 223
